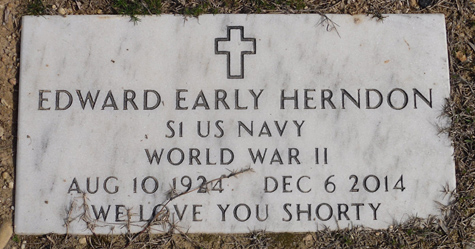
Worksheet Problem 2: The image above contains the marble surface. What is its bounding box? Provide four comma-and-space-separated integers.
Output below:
16, 14, 454, 234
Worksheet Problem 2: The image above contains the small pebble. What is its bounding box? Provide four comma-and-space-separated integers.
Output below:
8, 78, 16, 85
456, 51, 467, 62
21, 240, 26, 249
2, 172, 9, 180
0, 221, 12, 249
0, 126, 4, 139
1, 99, 10, 108
418, 0, 432, 8
96, 9, 103, 14
58, 7, 66, 15
8, 182, 13, 189
52, 4, 57, 10
302, 234, 313, 245
79, 237, 87, 244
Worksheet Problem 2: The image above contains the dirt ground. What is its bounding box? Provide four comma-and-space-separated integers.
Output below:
0, 0, 474, 248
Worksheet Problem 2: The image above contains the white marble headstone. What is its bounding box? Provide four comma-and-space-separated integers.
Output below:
16, 14, 455, 234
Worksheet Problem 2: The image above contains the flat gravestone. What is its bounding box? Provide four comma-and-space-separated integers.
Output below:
16, 14, 455, 234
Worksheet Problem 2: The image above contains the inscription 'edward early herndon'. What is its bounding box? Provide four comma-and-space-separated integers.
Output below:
37, 88, 433, 111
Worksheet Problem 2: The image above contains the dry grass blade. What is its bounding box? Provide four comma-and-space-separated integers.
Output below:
123, 166, 254, 248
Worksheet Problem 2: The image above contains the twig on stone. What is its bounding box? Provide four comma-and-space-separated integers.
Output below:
80, 193, 98, 236
63, 199, 76, 237
123, 166, 254, 248
316, 13, 341, 38
126, 208, 133, 234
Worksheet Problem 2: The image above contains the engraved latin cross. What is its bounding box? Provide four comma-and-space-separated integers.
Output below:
215, 26, 256, 79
